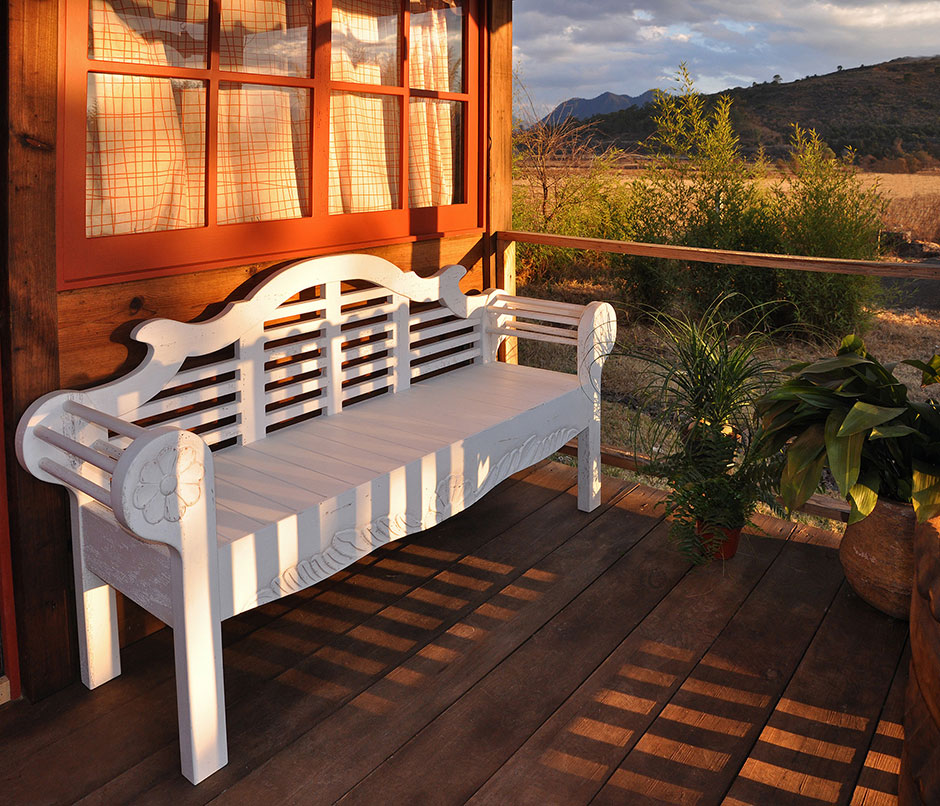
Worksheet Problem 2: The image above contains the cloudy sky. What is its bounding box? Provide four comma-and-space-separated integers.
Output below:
513, 1, 940, 115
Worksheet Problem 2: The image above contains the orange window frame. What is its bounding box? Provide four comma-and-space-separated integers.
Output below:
57, 1, 484, 290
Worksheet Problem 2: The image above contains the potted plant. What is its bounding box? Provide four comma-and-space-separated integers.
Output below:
626, 297, 784, 564
758, 335, 940, 618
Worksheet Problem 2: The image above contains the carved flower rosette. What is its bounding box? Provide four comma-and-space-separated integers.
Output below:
133, 444, 204, 525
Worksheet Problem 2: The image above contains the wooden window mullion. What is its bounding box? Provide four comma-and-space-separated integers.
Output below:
206, 4, 222, 227
402, 3, 411, 211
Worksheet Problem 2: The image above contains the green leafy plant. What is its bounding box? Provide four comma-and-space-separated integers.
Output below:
624, 295, 785, 562
773, 126, 886, 334
758, 335, 940, 523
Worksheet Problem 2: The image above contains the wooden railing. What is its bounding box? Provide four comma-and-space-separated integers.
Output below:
497, 230, 940, 280
500, 229, 940, 524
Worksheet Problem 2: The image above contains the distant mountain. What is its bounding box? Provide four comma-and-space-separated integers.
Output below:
584, 56, 940, 164
541, 90, 657, 125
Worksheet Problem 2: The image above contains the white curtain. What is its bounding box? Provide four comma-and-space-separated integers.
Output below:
329, 0, 456, 213
217, 85, 307, 224
408, 3, 454, 208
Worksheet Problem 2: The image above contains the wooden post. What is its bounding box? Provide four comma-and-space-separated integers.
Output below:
4, 0, 78, 698
487, 0, 515, 362
0, 350, 22, 701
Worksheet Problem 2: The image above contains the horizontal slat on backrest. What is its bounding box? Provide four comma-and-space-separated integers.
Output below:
260, 283, 329, 434
335, 281, 402, 411
110, 262, 477, 452
130, 347, 242, 449
409, 300, 481, 383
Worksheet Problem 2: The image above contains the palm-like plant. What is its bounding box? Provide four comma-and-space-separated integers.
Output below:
625, 295, 785, 563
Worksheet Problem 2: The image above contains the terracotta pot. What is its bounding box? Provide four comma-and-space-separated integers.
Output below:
696, 522, 742, 560
839, 497, 914, 620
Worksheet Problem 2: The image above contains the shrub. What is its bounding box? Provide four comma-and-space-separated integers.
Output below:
618, 67, 781, 314
511, 68, 888, 337
512, 116, 632, 286
619, 70, 886, 335
773, 126, 886, 333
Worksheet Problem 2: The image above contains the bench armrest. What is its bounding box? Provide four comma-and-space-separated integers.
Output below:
17, 395, 214, 551
482, 293, 617, 389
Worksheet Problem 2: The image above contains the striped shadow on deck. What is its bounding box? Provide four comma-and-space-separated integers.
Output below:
0, 462, 908, 806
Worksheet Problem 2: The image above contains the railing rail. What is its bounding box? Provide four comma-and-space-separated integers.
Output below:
497, 230, 940, 281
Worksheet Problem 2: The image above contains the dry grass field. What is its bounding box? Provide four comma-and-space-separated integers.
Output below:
873, 174, 940, 243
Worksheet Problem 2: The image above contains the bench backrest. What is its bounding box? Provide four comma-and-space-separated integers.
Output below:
83, 255, 487, 449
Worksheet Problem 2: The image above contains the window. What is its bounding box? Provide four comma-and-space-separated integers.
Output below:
60, 0, 481, 288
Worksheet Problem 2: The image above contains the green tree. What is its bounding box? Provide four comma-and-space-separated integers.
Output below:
620, 66, 779, 314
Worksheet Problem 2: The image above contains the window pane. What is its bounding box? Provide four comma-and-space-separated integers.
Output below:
329, 92, 401, 213
409, 0, 462, 92
409, 98, 462, 207
89, 0, 208, 69
217, 83, 311, 225
86, 74, 206, 237
331, 0, 400, 86
220, 0, 313, 77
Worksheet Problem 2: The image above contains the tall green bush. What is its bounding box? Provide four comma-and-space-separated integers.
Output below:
625, 67, 781, 316
773, 126, 886, 333
617, 68, 887, 335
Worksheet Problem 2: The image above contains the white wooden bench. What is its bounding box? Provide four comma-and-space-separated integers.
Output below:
16, 254, 615, 784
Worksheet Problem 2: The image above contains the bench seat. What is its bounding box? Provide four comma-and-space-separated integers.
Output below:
216, 361, 585, 617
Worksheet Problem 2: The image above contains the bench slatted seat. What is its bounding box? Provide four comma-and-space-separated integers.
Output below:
16, 254, 615, 784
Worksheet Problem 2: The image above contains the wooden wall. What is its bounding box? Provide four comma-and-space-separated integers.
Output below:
4, 0, 75, 700
3, 0, 514, 698
58, 235, 489, 388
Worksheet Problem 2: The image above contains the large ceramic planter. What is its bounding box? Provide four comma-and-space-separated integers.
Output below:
900, 516, 940, 804
839, 497, 914, 620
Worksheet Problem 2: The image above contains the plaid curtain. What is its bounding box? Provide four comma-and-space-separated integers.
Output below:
329, 0, 401, 213
86, 0, 456, 234
86, 0, 205, 235
408, 3, 454, 208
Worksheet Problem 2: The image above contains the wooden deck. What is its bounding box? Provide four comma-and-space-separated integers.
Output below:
0, 462, 908, 805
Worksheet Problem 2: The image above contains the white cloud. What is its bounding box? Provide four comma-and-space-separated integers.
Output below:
513, 0, 940, 109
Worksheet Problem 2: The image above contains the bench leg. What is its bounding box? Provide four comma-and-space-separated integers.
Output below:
168, 549, 228, 784
73, 503, 121, 689
577, 419, 602, 512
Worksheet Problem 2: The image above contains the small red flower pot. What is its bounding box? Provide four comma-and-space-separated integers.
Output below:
696, 522, 742, 560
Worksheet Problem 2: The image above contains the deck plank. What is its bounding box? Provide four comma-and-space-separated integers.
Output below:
332, 502, 690, 805
75, 471, 635, 805
467, 516, 794, 806
201, 485, 663, 806
0, 464, 554, 804
590, 536, 848, 806
848, 644, 907, 806
723, 584, 909, 806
